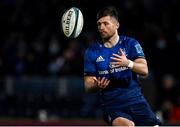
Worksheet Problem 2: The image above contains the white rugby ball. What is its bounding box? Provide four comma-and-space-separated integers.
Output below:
61, 7, 84, 38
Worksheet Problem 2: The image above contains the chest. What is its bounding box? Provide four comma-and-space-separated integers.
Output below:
95, 46, 129, 70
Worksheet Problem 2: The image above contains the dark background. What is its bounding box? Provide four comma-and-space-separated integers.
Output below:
0, 0, 180, 125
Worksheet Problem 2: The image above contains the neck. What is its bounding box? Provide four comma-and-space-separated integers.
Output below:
103, 34, 119, 48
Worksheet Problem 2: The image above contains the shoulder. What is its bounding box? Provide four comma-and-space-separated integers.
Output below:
120, 35, 140, 45
85, 41, 101, 54
120, 35, 144, 51
84, 41, 101, 59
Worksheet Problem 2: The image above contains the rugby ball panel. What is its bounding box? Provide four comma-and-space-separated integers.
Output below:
71, 8, 84, 38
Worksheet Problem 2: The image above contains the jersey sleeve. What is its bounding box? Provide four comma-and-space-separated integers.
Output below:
128, 39, 145, 60
84, 48, 97, 76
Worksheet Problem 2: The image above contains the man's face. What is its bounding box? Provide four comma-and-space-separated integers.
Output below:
97, 15, 119, 39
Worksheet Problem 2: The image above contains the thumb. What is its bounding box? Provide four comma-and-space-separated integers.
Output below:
92, 77, 97, 82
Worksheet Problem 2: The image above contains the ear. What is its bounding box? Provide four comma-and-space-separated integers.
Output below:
116, 22, 120, 29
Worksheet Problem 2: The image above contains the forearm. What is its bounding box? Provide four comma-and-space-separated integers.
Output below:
84, 76, 99, 92
129, 58, 148, 77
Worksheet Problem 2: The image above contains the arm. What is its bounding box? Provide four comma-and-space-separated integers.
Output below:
129, 58, 148, 77
84, 76, 98, 92
110, 48, 148, 77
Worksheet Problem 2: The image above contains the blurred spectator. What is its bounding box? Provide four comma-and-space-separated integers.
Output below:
158, 74, 180, 124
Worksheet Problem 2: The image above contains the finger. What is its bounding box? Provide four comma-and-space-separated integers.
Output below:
107, 80, 110, 85
101, 83, 106, 89
99, 78, 107, 88
112, 53, 122, 58
102, 80, 110, 88
97, 77, 104, 87
110, 62, 121, 65
120, 48, 125, 56
104, 79, 109, 85
100, 77, 106, 84
105, 80, 110, 87
97, 77, 101, 86
98, 77, 101, 81
110, 63, 121, 68
92, 77, 97, 82
110, 57, 122, 62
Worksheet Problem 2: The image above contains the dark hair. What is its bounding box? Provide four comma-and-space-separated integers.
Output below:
97, 6, 119, 21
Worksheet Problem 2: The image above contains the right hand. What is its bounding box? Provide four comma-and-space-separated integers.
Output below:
93, 77, 110, 89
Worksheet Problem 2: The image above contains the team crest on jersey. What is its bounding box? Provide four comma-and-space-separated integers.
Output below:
96, 56, 105, 62
135, 44, 143, 53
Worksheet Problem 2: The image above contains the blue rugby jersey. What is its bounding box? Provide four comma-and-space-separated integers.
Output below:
84, 35, 147, 109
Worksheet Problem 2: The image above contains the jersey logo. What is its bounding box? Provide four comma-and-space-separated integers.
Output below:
135, 44, 143, 53
96, 56, 105, 62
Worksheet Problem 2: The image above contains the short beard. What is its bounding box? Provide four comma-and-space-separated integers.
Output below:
102, 35, 111, 42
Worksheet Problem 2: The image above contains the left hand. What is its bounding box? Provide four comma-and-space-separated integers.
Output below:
110, 48, 129, 67
96, 77, 110, 89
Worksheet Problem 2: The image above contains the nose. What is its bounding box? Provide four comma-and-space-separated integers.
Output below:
98, 24, 105, 31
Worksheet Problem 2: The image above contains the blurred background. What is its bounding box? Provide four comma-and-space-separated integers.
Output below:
0, 0, 180, 125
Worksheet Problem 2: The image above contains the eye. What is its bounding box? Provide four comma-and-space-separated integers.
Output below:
97, 22, 101, 26
104, 22, 108, 25
104, 22, 111, 27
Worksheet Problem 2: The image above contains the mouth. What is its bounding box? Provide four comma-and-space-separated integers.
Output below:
100, 31, 107, 36
100, 30, 105, 33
